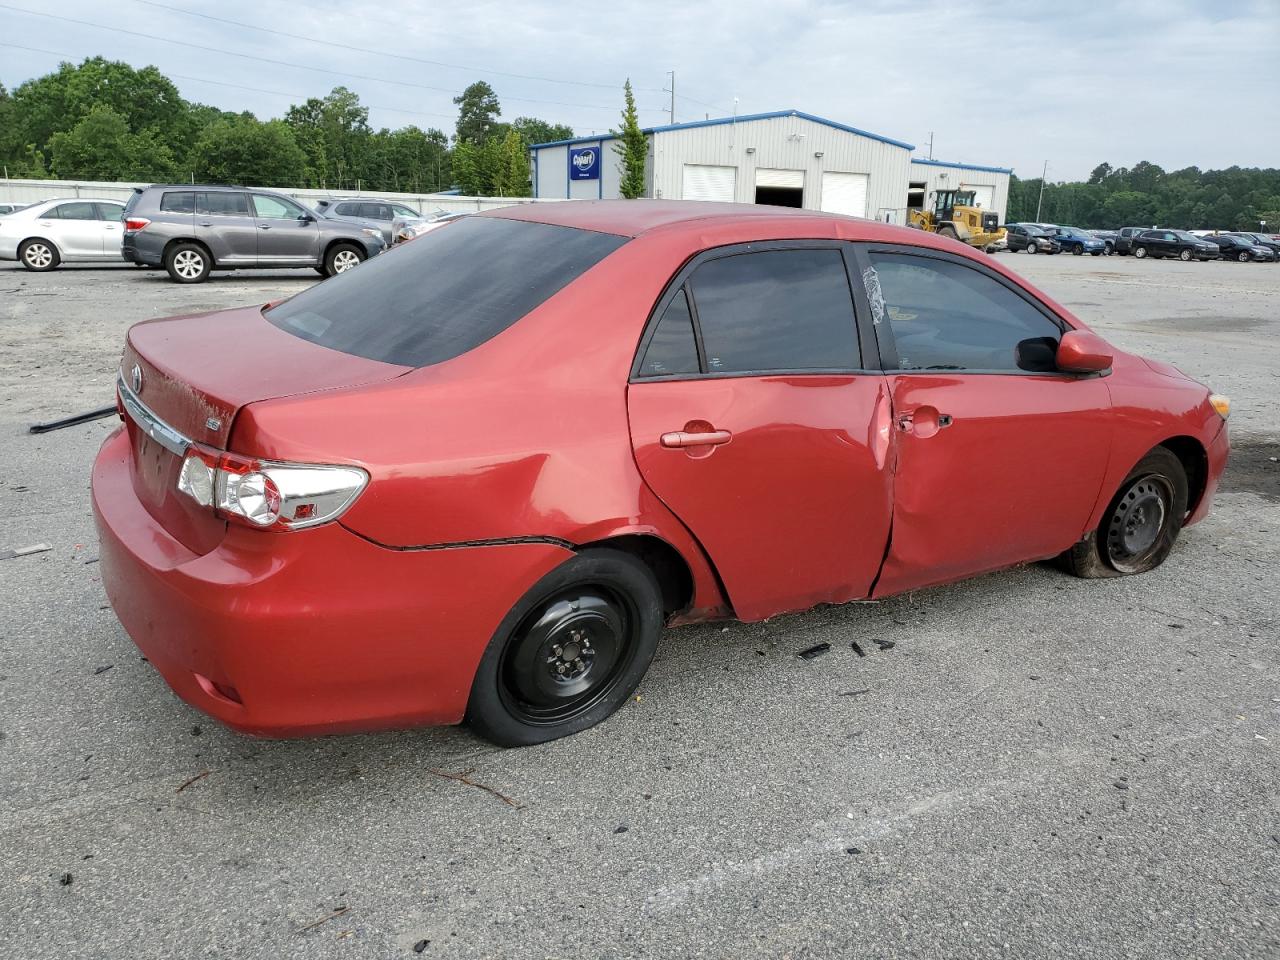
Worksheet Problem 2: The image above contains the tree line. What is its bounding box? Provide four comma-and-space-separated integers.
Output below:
0, 57, 582, 196
1007, 161, 1280, 232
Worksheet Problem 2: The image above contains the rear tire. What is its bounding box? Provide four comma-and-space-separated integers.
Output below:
165, 242, 210, 283
324, 243, 365, 277
1179, 248, 1193, 262
1060, 448, 1188, 579
1134, 245, 1148, 259
19, 239, 59, 271
466, 548, 663, 747
937, 225, 958, 241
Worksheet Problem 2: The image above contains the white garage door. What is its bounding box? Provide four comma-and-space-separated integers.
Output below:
755, 168, 804, 189
963, 184, 995, 210
820, 172, 869, 217
682, 164, 737, 202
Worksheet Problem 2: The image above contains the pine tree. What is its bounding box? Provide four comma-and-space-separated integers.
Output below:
613, 80, 647, 199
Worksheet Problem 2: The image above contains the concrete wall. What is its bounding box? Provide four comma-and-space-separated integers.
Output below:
908, 160, 1011, 223
0, 178, 562, 215
651, 114, 912, 222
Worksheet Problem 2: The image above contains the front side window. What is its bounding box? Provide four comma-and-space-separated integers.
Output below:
638, 287, 699, 377
197, 192, 250, 216
687, 249, 860, 374
51, 201, 97, 220
267, 216, 627, 367
864, 252, 1062, 373
252, 194, 307, 220
392, 204, 420, 218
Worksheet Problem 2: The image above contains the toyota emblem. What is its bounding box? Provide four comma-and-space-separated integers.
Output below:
131, 363, 144, 393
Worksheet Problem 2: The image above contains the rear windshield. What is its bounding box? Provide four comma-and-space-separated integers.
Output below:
266, 217, 628, 367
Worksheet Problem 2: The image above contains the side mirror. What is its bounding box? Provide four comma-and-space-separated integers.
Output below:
299, 213, 315, 222
1056, 330, 1113, 374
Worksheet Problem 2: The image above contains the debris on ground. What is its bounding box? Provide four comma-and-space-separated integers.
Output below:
850, 641, 867, 658
872, 639, 895, 651
798, 642, 831, 660
413, 940, 430, 953
93, 665, 114, 676
614, 824, 629, 834
427, 768, 522, 809
175, 770, 212, 794
839, 689, 871, 697
297, 906, 349, 934
27, 404, 117, 435
845, 847, 862, 855
59, 873, 73, 886
0, 542, 52, 561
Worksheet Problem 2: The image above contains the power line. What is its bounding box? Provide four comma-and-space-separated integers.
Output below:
0, 4, 667, 116
130, 0, 668, 95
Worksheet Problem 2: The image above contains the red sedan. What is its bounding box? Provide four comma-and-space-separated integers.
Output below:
92, 201, 1230, 746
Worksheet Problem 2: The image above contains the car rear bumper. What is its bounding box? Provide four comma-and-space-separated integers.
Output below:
122, 232, 164, 266
91, 427, 572, 736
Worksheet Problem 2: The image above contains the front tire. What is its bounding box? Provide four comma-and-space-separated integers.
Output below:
1072, 245, 1084, 255
165, 242, 210, 283
466, 548, 663, 746
324, 243, 365, 277
1238, 251, 1250, 263
1025, 243, 1037, 255
1061, 448, 1188, 579
19, 239, 59, 271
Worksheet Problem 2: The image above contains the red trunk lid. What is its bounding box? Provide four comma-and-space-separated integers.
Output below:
119, 305, 410, 554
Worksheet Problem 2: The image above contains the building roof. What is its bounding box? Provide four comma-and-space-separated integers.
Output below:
910, 157, 1013, 175
530, 109, 915, 152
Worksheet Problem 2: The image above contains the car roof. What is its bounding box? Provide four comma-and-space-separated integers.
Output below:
485, 199, 937, 242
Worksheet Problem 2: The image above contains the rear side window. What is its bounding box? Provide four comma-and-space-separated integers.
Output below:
638, 288, 700, 377
197, 192, 250, 216
688, 249, 860, 373
335, 202, 358, 217
160, 192, 196, 214
267, 217, 628, 367
865, 253, 1061, 372
96, 203, 125, 222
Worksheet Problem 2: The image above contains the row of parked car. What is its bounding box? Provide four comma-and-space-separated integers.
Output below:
0, 185, 463, 283
1002, 221, 1278, 263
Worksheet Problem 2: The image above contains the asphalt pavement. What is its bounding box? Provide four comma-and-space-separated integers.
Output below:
1, 253, 1276, 959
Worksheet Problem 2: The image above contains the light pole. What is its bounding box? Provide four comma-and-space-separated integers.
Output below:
1035, 159, 1048, 222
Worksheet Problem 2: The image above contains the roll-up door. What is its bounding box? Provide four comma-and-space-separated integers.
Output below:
819, 172, 869, 217
963, 184, 995, 210
755, 168, 804, 189
682, 164, 737, 202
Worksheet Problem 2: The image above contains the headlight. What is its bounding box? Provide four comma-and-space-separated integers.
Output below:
361, 228, 382, 239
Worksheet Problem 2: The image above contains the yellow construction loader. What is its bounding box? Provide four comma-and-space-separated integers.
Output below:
908, 189, 1006, 252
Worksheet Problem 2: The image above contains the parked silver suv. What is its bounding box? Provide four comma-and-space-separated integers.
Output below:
311, 197, 427, 245
122, 185, 386, 283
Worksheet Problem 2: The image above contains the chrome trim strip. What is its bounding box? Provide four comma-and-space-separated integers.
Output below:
117, 372, 191, 456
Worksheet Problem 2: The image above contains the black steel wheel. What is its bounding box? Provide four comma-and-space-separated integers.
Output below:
467, 548, 663, 746
1060, 447, 1189, 578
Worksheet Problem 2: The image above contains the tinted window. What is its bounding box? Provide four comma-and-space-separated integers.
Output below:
96, 203, 125, 221
335, 202, 358, 217
359, 202, 392, 220
197, 192, 250, 216
688, 249, 859, 374
160, 192, 196, 214
252, 194, 306, 219
865, 253, 1062, 372
51, 202, 97, 220
638, 287, 699, 377
267, 217, 628, 367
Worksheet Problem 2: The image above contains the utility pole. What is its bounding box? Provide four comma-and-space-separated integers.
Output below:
1035, 159, 1048, 222
926, 132, 934, 160
666, 71, 676, 125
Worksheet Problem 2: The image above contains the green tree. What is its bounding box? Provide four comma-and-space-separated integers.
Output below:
285, 87, 371, 188
50, 105, 174, 180
188, 115, 307, 186
453, 81, 502, 146
494, 128, 530, 196
511, 116, 574, 148
612, 79, 647, 199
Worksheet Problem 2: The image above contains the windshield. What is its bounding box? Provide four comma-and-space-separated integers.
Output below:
1173, 231, 1200, 242
267, 217, 628, 367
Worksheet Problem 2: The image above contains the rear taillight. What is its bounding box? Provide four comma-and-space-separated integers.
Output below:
124, 217, 151, 232
176, 444, 367, 531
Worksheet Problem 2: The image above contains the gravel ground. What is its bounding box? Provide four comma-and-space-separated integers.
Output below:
1, 252, 1277, 959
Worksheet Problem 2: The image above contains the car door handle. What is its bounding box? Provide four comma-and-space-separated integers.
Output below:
897, 410, 953, 435
258, 224, 272, 230
661, 429, 732, 448
199, 221, 213, 227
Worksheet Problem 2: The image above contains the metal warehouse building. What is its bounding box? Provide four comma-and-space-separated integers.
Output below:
530, 109, 1011, 225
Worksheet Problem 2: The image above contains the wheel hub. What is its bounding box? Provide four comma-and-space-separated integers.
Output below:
1106, 476, 1169, 570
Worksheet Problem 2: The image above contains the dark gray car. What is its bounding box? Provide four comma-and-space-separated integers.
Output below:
311, 197, 426, 245
122, 185, 386, 283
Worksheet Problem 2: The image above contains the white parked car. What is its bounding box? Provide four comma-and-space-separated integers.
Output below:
0, 197, 128, 271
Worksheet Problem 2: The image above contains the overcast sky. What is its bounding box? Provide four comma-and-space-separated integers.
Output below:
2, 0, 1277, 181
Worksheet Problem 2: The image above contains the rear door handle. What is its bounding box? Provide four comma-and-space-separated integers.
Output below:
199, 221, 213, 227
661, 429, 732, 448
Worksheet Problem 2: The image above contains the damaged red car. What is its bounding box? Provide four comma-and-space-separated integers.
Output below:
93, 201, 1230, 746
